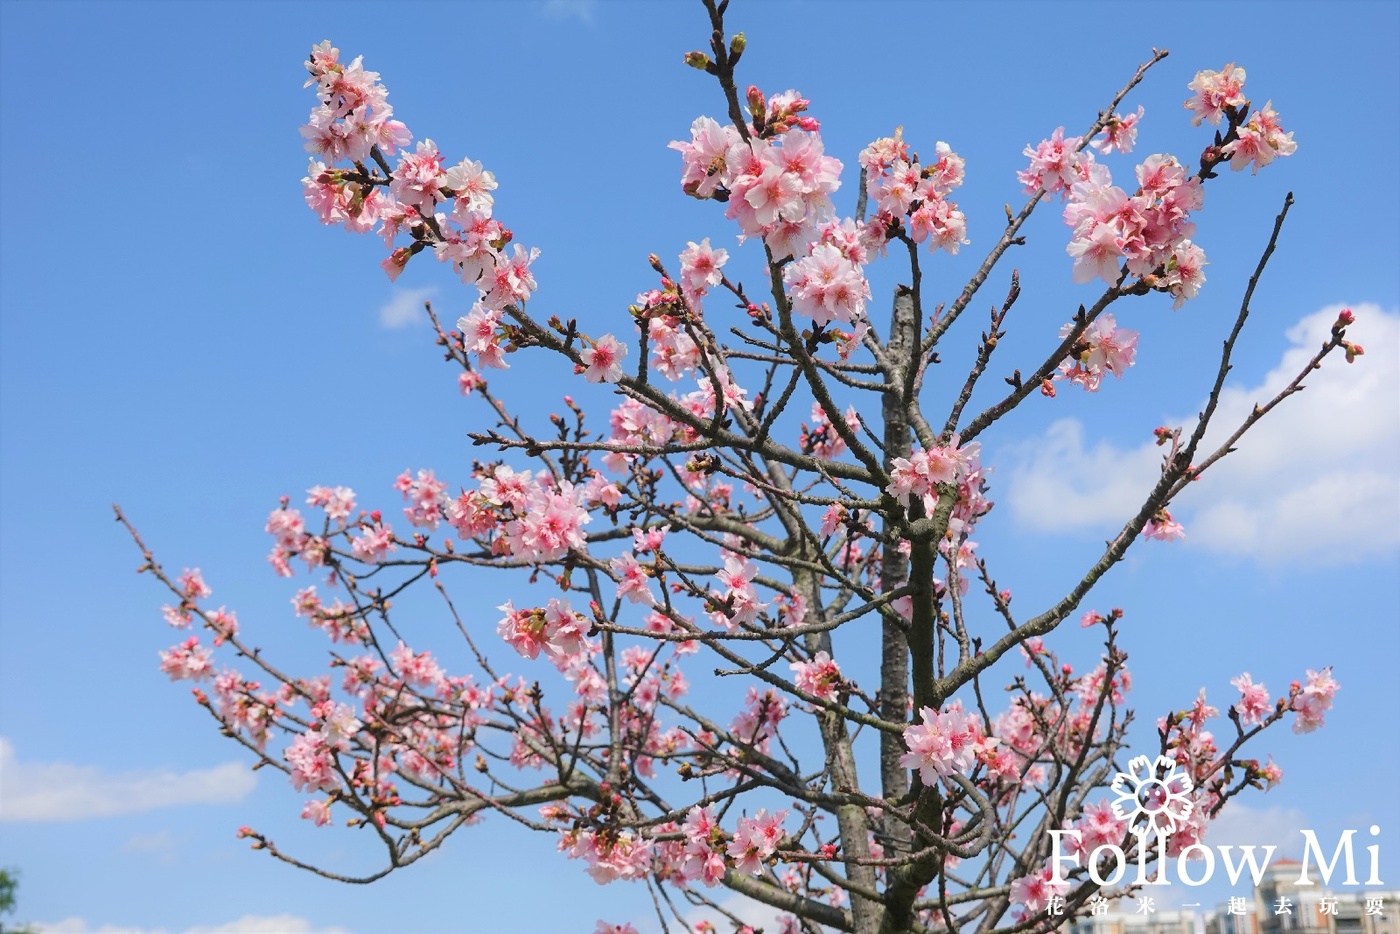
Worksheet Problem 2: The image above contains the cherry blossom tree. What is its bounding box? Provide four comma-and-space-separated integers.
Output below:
121, 3, 1361, 932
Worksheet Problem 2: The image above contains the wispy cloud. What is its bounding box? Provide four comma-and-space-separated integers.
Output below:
542, 0, 596, 24
1004, 303, 1400, 563
121, 829, 179, 865
36, 917, 351, 934
377, 285, 437, 329
1207, 801, 1313, 857
35, 922, 155, 934
0, 737, 256, 823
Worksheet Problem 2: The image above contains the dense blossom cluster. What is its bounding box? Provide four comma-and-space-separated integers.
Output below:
1019, 65, 1292, 313
131, 27, 1359, 934
1055, 313, 1139, 391
299, 40, 538, 363
860, 133, 969, 253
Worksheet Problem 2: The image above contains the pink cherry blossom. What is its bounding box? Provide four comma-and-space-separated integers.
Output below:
711, 553, 768, 629
1092, 105, 1144, 154
389, 641, 446, 690
1019, 127, 1094, 197
389, 139, 447, 213
350, 520, 396, 562
497, 599, 591, 664
900, 706, 977, 781
1056, 313, 1138, 391
500, 482, 590, 562
177, 568, 212, 601
1230, 672, 1271, 726
1291, 667, 1338, 733
306, 485, 356, 522
301, 799, 333, 827
679, 238, 728, 304
727, 809, 787, 874
1066, 222, 1124, 286
580, 334, 628, 384
669, 116, 743, 199
285, 730, 338, 793
441, 158, 497, 213
790, 651, 842, 701
594, 923, 639, 934
1008, 864, 1070, 915
1143, 508, 1186, 542
611, 552, 658, 607
159, 637, 214, 682
1225, 101, 1297, 174
1184, 64, 1247, 127
396, 468, 447, 529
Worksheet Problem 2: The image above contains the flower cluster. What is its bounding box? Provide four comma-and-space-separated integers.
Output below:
497, 599, 592, 666
782, 237, 871, 326
1184, 63, 1248, 127
300, 41, 410, 167
299, 42, 539, 321
394, 468, 448, 529
727, 808, 788, 874
448, 465, 593, 563
798, 403, 859, 459
1055, 313, 1139, 391
789, 651, 843, 701
886, 437, 983, 512
1225, 100, 1297, 174
1062, 154, 1207, 307
710, 552, 769, 630
899, 705, 984, 781
1008, 865, 1071, 916
1018, 127, 1097, 198
158, 636, 214, 682
1291, 667, 1338, 733
670, 109, 841, 260
860, 133, 968, 254
678, 237, 729, 310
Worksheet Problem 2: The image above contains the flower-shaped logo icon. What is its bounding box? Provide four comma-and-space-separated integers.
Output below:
1109, 755, 1195, 835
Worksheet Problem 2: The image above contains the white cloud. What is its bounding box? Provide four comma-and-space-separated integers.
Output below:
376, 286, 436, 329
1206, 801, 1312, 856
1004, 303, 1400, 563
36, 917, 350, 934
0, 737, 256, 822
542, 0, 596, 23
185, 917, 352, 934
121, 829, 179, 864
35, 922, 157, 934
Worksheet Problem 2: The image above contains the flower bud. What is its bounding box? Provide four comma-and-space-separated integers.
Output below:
684, 50, 710, 70
746, 85, 765, 117
729, 33, 746, 56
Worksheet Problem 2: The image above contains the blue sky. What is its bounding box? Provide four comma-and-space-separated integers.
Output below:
0, 1, 1396, 931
